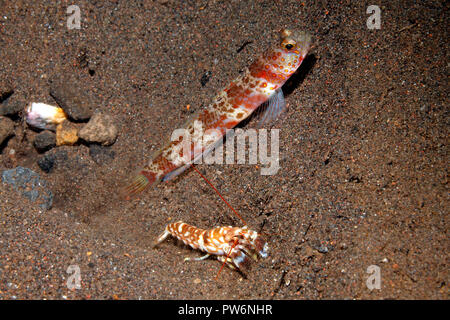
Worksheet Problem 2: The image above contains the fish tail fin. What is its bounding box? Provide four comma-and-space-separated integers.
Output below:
120, 170, 158, 200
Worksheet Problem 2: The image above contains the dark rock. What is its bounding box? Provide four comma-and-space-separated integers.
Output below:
89, 144, 115, 164
37, 153, 55, 173
0, 80, 14, 102
0, 90, 26, 116
0, 101, 22, 116
200, 71, 212, 86
1, 166, 53, 210
49, 77, 93, 121
33, 130, 56, 152
37, 149, 68, 173
0, 116, 14, 146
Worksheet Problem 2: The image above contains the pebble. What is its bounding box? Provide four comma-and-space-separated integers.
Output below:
33, 130, 56, 152
0, 116, 14, 146
37, 149, 68, 173
0, 99, 22, 116
317, 245, 330, 254
0, 87, 22, 116
37, 153, 56, 173
1, 166, 53, 210
200, 71, 212, 86
78, 112, 118, 146
56, 120, 79, 146
49, 77, 93, 121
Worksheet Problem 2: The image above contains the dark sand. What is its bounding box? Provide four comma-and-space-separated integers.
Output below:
0, 1, 447, 299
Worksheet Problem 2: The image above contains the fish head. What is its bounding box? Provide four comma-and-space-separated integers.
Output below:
274, 29, 312, 76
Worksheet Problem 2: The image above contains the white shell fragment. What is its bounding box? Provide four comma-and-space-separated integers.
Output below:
25, 102, 67, 130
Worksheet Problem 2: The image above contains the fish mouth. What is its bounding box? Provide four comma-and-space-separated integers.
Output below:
293, 31, 313, 57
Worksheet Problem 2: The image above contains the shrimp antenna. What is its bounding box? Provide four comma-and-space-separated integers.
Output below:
191, 164, 247, 226
191, 164, 280, 238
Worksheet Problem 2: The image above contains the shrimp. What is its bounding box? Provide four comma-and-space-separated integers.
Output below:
155, 221, 268, 273
122, 29, 312, 197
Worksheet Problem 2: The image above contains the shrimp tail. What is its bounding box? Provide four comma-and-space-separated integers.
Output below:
121, 170, 159, 200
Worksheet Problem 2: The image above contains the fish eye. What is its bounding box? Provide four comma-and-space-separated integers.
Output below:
285, 43, 294, 50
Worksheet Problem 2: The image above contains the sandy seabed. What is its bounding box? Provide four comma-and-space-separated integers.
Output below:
0, 1, 447, 299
